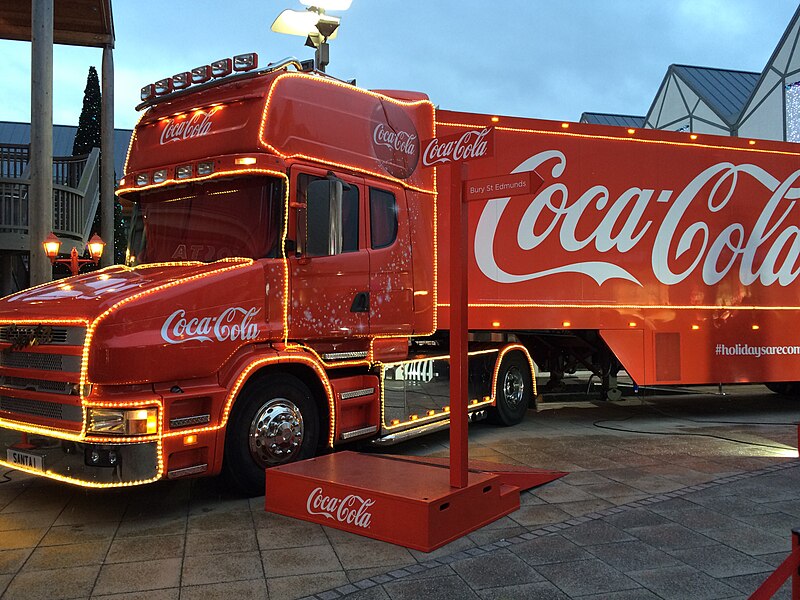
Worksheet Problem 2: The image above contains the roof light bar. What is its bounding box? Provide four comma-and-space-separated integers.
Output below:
140, 53, 260, 105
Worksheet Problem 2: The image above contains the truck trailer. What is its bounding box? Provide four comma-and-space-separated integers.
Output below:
1, 55, 799, 494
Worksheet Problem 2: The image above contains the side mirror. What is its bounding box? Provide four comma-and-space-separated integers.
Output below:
306, 179, 343, 257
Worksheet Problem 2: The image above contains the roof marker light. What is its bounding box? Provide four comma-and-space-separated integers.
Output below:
235, 157, 258, 166
191, 65, 212, 84
690, 134, 698, 140
211, 58, 233, 78
627, 128, 636, 134
172, 72, 191, 90
154, 78, 173, 95
233, 53, 258, 72
140, 84, 155, 102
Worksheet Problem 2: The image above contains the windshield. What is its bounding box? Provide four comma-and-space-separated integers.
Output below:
126, 176, 284, 265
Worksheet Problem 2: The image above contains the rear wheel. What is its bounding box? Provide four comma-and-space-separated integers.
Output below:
487, 350, 533, 426
224, 374, 319, 496
766, 382, 800, 396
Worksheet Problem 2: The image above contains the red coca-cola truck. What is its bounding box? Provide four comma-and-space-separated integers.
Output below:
1, 54, 799, 494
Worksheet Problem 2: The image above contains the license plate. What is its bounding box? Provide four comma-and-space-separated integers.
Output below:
6, 448, 44, 472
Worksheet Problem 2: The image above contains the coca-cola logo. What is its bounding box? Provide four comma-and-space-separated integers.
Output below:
306, 486, 375, 529
160, 107, 220, 145
475, 150, 800, 288
422, 127, 492, 166
370, 102, 420, 179
160, 306, 260, 344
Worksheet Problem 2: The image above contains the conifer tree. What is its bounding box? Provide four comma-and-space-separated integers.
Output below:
73, 66, 125, 263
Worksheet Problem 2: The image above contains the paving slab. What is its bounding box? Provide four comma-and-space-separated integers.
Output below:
0, 386, 795, 599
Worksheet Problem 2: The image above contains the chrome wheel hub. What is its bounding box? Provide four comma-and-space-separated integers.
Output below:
249, 399, 304, 467
502, 366, 525, 409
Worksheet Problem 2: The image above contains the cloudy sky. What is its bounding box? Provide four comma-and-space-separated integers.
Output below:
0, 0, 798, 130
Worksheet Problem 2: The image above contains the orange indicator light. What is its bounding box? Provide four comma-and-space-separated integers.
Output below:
749, 140, 756, 145
752, 324, 760, 330
235, 157, 258, 165
410, 414, 419, 421
561, 122, 570, 129
390, 419, 400, 425
492, 321, 501, 327
443, 406, 450, 413
627, 128, 636, 134
691, 324, 700, 330
491, 116, 499, 123
184, 434, 198, 446
628, 322, 637, 327
690, 134, 698, 140
562, 321, 571, 327
427, 410, 436, 416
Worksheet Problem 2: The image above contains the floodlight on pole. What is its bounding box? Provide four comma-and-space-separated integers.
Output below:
271, 1, 350, 72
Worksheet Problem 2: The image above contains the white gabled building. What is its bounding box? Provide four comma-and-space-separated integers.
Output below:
737, 6, 800, 141
644, 65, 760, 135
582, 5, 800, 143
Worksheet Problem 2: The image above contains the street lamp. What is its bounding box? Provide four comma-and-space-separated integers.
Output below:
43, 233, 106, 277
271, 0, 352, 72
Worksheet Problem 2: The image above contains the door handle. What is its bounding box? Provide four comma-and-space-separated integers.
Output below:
350, 292, 370, 313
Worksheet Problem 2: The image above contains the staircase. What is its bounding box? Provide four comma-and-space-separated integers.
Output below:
0, 144, 100, 294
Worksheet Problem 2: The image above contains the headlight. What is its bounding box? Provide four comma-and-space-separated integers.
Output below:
88, 407, 158, 436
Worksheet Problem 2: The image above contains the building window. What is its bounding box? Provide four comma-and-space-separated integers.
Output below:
786, 81, 800, 142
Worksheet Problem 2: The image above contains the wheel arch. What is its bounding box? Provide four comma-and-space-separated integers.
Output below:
217, 352, 335, 461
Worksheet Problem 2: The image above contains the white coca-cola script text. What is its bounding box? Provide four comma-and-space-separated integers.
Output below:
160, 307, 260, 344
474, 150, 800, 287
160, 107, 220, 145
372, 123, 418, 156
422, 127, 492, 166
306, 486, 375, 529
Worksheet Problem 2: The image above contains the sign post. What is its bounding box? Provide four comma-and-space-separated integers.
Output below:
421, 126, 495, 488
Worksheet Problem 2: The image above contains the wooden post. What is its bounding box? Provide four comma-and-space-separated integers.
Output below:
449, 162, 469, 489
28, 0, 54, 287
100, 44, 115, 268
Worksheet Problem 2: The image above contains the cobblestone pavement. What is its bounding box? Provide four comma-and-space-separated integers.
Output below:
0, 384, 797, 599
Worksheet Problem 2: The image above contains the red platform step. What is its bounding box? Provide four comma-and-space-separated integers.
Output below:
265, 451, 566, 552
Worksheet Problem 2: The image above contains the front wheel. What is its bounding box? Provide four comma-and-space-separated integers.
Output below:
224, 374, 319, 496
487, 350, 533, 426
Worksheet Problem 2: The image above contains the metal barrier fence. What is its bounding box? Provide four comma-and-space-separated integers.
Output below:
748, 529, 799, 599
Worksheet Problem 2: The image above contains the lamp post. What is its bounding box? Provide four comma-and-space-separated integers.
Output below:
43, 233, 106, 277
271, 0, 352, 72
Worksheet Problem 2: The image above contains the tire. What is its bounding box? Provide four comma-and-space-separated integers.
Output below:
487, 350, 533, 426
766, 382, 800, 396
224, 373, 319, 496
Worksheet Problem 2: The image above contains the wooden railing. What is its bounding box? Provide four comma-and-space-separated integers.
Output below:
0, 144, 100, 252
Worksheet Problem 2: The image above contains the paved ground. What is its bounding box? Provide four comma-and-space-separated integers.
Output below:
0, 383, 797, 599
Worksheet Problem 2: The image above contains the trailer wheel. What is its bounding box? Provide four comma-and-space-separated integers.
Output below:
224, 374, 319, 496
488, 351, 532, 426
766, 382, 800, 396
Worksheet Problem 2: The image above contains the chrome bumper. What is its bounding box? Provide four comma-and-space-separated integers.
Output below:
0, 427, 159, 486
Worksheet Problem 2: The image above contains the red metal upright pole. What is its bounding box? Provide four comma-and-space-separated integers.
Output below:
449, 162, 469, 489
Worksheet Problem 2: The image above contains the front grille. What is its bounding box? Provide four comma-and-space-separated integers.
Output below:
0, 376, 74, 395
0, 325, 85, 346
0, 352, 81, 373
0, 396, 83, 422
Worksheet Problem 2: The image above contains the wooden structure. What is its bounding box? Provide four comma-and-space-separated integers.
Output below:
0, 0, 115, 289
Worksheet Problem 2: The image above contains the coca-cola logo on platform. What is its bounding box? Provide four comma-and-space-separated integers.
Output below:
306, 486, 375, 529
370, 102, 419, 179
422, 127, 492, 166
160, 107, 220, 145
474, 150, 800, 288
160, 306, 260, 344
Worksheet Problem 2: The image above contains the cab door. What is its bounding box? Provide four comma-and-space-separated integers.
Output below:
367, 183, 414, 335
288, 168, 370, 340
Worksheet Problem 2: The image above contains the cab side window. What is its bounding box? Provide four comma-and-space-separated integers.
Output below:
297, 173, 359, 256
369, 187, 398, 249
